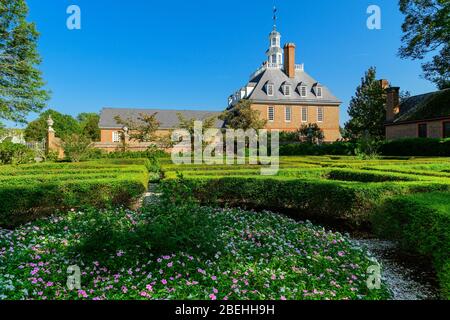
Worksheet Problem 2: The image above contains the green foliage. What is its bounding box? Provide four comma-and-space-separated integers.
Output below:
24, 109, 80, 141
398, 0, 450, 89
354, 134, 382, 160
381, 138, 450, 157
0, 141, 34, 164
0, 159, 150, 227
219, 99, 267, 130
77, 113, 101, 141
372, 192, 450, 298
0, 0, 50, 126
344, 67, 386, 139
62, 133, 92, 162
280, 141, 355, 156
114, 112, 161, 143
297, 123, 325, 144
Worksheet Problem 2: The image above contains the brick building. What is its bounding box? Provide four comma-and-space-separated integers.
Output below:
227, 25, 341, 142
97, 23, 341, 150
385, 87, 450, 140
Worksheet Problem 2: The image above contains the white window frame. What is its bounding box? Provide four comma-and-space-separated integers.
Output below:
285, 106, 292, 122
283, 85, 291, 96
112, 131, 121, 143
300, 86, 307, 97
317, 107, 324, 122
316, 86, 323, 98
267, 84, 274, 96
301, 107, 308, 123
268, 106, 275, 122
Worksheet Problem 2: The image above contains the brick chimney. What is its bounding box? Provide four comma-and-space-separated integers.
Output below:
386, 86, 400, 122
283, 43, 296, 78
379, 79, 390, 90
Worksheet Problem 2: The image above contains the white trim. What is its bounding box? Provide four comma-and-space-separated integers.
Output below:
316, 86, 323, 98
268, 106, 275, 122
301, 107, 308, 123
267, 84, 274, 96
112, 131, 121, 143
285, 106, 292, 123
283, 84, 291, 96
317, 107, 324, 122
300, 85, 308, 98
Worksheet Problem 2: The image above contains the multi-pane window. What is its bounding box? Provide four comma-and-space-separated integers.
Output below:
444, 122, 450, 138
268, 106, 275, 122
317, 107, 324, 122
267, 84, 274, 96
316, 86, 323, 98
300, 86, 307, 97
112, 131, 121, 143
285, 106, 292, 122
418, 123, 428, 138
301, 107, 308, 122
283, 85, 291, 96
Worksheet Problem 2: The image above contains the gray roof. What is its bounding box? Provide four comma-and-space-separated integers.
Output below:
247, 68, 341, 105
99, 108, 224, 129
391, 88, 450, 123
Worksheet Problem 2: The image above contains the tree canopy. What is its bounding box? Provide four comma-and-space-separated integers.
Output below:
77, 113, 100, 141
399, 0, 450, 89
24, 109, 80, 142
0, 0, 50, 126
344, 67, 386, 140
219, 99, 267, 130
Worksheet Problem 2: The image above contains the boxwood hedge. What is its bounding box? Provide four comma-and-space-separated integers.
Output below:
372, 192, 450, 299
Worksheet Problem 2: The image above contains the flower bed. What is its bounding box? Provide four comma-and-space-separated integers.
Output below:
0, 205, 389, 300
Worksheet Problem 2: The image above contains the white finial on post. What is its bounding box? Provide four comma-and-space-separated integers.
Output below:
47, 116, 55, 132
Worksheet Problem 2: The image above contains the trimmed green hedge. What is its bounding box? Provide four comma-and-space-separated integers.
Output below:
0, 159, 151, 227
372, 193, 450, 299
160, 177, 450, 228
381, 138, 450, 157
280, 142, 355, 156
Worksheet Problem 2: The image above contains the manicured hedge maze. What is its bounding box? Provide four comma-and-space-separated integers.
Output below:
0, 159, 150, 227
160, 156, 450, 298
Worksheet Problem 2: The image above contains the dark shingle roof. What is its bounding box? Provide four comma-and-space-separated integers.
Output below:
393, 89, 450, 123
99, 108, 224, 129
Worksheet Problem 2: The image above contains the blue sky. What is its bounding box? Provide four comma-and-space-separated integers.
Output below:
7, 0, 437, 127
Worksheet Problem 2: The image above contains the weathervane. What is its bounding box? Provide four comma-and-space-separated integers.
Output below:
273, 6, 277, 30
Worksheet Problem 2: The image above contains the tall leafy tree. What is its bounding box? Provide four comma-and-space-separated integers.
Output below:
398, 0, 450, 89
24, 109, 80, 141
0, 0, 50, 125
344, 67, 386, 140
77, 112, 100, 141
219, 99, 267, 130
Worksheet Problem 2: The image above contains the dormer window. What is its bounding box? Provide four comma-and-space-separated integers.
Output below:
283, 84, 292, 96
300, 85, 307, 97
267, 83, 274, 96
316, 86, 323, 98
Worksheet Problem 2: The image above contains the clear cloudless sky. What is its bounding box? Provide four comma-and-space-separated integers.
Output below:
7, 0, 437, 128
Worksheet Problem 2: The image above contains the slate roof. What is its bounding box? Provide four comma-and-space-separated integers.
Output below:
99, 108, 224, 129
391, 88, 450, 123
246, 68, 341, 105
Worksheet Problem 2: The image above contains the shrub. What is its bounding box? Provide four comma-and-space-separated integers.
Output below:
372, 192, 450, 299
62, 134, 93, 162
0, 141, 35, 165
160, 176, 449, 228
380, 138, 450, 157
280, 141, 355, 156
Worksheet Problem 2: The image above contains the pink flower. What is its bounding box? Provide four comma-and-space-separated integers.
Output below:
213, 287, 218, 294
211, 276, 217, 281
338, 251, 345, 257
271, 274, 276, 280
161, 279, 168, 285
122, 286, 128, 294
281, 296, 287, 300
146, 284, 153, 291
167, 262, 173, 268
209, 294, 217, 300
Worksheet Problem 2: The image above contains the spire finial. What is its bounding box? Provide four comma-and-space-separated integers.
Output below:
273, 6, 277, 30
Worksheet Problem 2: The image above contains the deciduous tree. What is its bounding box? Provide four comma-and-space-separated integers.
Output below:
398, 0, 450, 89
0, 0, 50, 126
